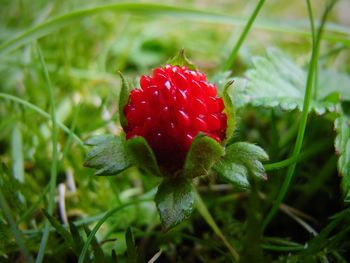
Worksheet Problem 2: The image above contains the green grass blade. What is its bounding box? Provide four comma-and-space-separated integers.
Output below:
195, 190, 239, 262
223, 0, 266, 70
41, 209, 74, 247
261, 244, 305, 252
262, 0, 338, 232
17, 184, 50, 226
35, 45, 59, 263
83, 225, 105, 261
77, 199, 151, 263
58, 102, 81, 169
1, 3, 350, 57
0, 188, 34, 263
0, 93, 85, 149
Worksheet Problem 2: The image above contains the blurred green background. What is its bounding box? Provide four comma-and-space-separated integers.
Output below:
1, 0, 350, 262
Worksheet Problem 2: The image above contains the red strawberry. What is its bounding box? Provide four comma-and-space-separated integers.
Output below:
123, 65, 227, 169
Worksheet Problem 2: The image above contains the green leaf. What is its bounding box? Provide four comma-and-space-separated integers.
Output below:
318, 70, 350, 101
223, 81, 236, 142
183, 134, 224, 178
166, 49, 196, 70
125, 227, 137, 263
155, 178, 195, 230
118, 72, 130, 128
334, 116, 350, 202
235, 48, 350, 114
213, 142, 269, 189
126, 136, 162, 177
69, 222, 84, 255
42, 209, 74, 248
83, 225, 105, 262
84, 134, 132, 176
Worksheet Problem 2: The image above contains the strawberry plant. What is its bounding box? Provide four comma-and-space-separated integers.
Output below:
0, 0, 349, 262
84, 50, 268, 235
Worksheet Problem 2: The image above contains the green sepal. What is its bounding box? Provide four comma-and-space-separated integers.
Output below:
84, 134, 132, 176
213, 142, 269, 189
118, 71, 130, 128
223, 80, 236, 143
155, 177, 195, 231
167, 49, 196, 70
210, 71, 232, 96
126, 136, 162, 177
183, 134, 224, 178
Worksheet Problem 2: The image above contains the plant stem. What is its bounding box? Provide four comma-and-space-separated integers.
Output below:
195, 190, 240, 262
35, 45, 59, 263
261, 244, 305, 252
262, 0, 338, 232
264, 140, 330, 171
223, 0, 266, 71
307, 0, 319, 101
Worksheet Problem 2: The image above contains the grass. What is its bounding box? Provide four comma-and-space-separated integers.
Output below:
35, 45, 59, 263
262, 0, 337, 231
0, 0, 350, 262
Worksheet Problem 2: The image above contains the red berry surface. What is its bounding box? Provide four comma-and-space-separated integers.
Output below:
123, 65, 227, 168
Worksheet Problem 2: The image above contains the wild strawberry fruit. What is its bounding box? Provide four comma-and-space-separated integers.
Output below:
123, 65, 227, 169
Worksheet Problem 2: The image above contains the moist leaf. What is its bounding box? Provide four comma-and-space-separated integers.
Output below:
183, 134, 224, 178
223, 81, 236, 142
334, 116, 350, 202
84, 134, 132, 176
213, 142, 269, 189
232, 48, 350, 114
118, 72, 131, 128
126, 136, 162, 177
155, 178, 195, 230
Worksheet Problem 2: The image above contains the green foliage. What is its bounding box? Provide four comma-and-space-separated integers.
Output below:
42, 210, 74, 248
69, 223, 84, 255
1, 0, 350, 262
126, 136, 162, 177
222, 80, 236, 142
84, 135, 132, 176
183, 134, 224, 178
155, 178, 195, 230
297, 208, 350, 261
118, 72, 131, 129
167, 49, 196, 70
125, 227, 138, 263
334, 116, 350, 202
83, 225, 106, 261
238, 48, 350, 114
213, 142, 269, 189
